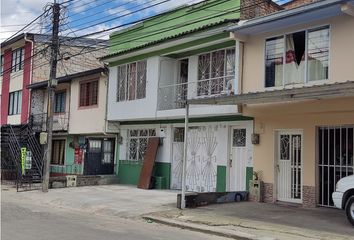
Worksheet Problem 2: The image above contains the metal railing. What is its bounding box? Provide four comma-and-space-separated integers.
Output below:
30, 112, 69, 132
158, 76, 234, 110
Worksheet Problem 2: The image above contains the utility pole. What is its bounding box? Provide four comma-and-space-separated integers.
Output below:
42, 0, 60, 192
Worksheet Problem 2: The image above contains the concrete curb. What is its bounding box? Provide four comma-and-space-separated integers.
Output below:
142, 215, 269, 240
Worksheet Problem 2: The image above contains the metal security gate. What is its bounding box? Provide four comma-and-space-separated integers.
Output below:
84, 139, 115, 175
318, 126, 354, 207
277, 131, 302, 203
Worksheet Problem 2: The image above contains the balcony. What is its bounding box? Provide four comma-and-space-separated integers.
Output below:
157, 76, 233, 110
30, 112, 69, 132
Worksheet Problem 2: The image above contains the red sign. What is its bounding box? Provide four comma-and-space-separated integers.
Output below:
74, 147, 83, 164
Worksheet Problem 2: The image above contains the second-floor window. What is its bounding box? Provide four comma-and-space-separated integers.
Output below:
79, 80, 98, 107
1, 55, 4, 75
197, 48, 235, 96
11, 47, 25, 72
117, 60, 147, 102
54, 91, 66, 113
265, 26, 329, 88
8, 90, 22, 115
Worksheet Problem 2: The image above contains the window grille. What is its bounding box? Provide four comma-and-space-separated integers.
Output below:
117, 60, 147, 102
127, 129, 156, 162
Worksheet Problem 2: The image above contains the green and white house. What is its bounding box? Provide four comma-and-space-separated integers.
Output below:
102, 0, 254, 192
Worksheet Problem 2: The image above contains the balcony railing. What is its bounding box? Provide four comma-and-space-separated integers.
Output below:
158, 82, 188, 111
30, 112, 69, 132
158, 76, 234, 110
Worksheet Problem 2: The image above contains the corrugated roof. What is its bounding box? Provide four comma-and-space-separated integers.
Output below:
101, 19, 237, 61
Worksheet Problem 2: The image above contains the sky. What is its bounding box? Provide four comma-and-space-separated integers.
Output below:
0, 0, 291, 42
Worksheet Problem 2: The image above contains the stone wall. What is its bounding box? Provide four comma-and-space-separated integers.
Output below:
240, 0, 282, 20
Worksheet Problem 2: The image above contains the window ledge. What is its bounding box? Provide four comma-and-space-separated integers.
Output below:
264, 80, 329, 91
78, 104, 99, 110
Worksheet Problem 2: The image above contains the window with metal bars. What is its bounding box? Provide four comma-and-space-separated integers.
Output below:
197, 48, 235, 96
79, 80, 98, 107
318, 126, 354, 207
117, 60, 147, 102
11, 47, 24, 72
127, 129, 156, 162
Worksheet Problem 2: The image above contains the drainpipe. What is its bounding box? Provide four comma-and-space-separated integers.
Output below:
181, 103, 189, 209
234, 39, 241, 95
24, 33, 34, 123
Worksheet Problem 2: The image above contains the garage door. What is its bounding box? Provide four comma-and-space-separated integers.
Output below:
318, 126, 354, 207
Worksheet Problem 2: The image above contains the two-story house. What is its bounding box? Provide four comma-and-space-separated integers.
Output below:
189, 0, 354, 207
102, 0, 281, 192
1, 33, 111, 182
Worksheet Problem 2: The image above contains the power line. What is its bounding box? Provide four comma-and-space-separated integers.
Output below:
3, 0, 286, 81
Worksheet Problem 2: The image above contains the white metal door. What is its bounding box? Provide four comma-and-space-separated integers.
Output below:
229, 127, 248, 191
277, 132, 302, 203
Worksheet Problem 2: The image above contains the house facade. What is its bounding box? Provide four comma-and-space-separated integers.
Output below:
190, 0, 354, 207
1, 33, 110, 181
102, 0, 281, 191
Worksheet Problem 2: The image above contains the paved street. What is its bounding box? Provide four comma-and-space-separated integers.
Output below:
1, 200, 230, 240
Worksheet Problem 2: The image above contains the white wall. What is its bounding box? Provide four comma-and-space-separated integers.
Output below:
107, 57, 160, 121
69, 74, 107, 134
107, 50, 239, 122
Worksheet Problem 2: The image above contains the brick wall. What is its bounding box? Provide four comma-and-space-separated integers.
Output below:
262, 182, 274, 203
32, 43, 106, 83
303, 185, 316, 208
240, 0, 282, 20
282, 0, 319, 10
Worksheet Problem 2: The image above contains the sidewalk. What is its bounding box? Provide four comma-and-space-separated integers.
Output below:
2, 185, 353, 239
143, 202, 354, 240
1, 184, 177, 219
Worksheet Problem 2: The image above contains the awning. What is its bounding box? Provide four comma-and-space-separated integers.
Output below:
187, 81, 354, 105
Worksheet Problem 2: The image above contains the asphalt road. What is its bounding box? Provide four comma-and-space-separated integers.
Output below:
1, 201, 231, 240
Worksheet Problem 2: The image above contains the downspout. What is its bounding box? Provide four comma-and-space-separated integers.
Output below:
102, 66, 120, 175
24, 33, 34, 123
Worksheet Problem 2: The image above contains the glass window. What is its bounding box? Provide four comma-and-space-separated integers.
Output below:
265, 36, 284, 87
51, 140, 65, 165
54, 92, 66, 113
0, 55, 4, 75
11, 48, 24, 72
127, 129, 156, 162
8, 91, 22, 115
197, 48, 235, 96
117, 60, 147, 102
265, 26, 330, 87
307, 27, 329, 82
79, 80, 98, 107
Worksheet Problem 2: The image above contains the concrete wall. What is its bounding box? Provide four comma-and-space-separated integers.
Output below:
107, 53, 239, 122
69, 73, 107, 134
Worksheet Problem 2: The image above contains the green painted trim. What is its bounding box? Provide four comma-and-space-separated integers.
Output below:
166, 40, 235, 59
109, 32, 230, 66
120, 115, 253, 126
118, 160, 143, 185
216, 165, 226, 192
246, 167, 253, 191
153, 162, 171, 189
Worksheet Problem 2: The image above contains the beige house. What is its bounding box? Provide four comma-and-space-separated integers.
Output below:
189, 0, 354, 207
